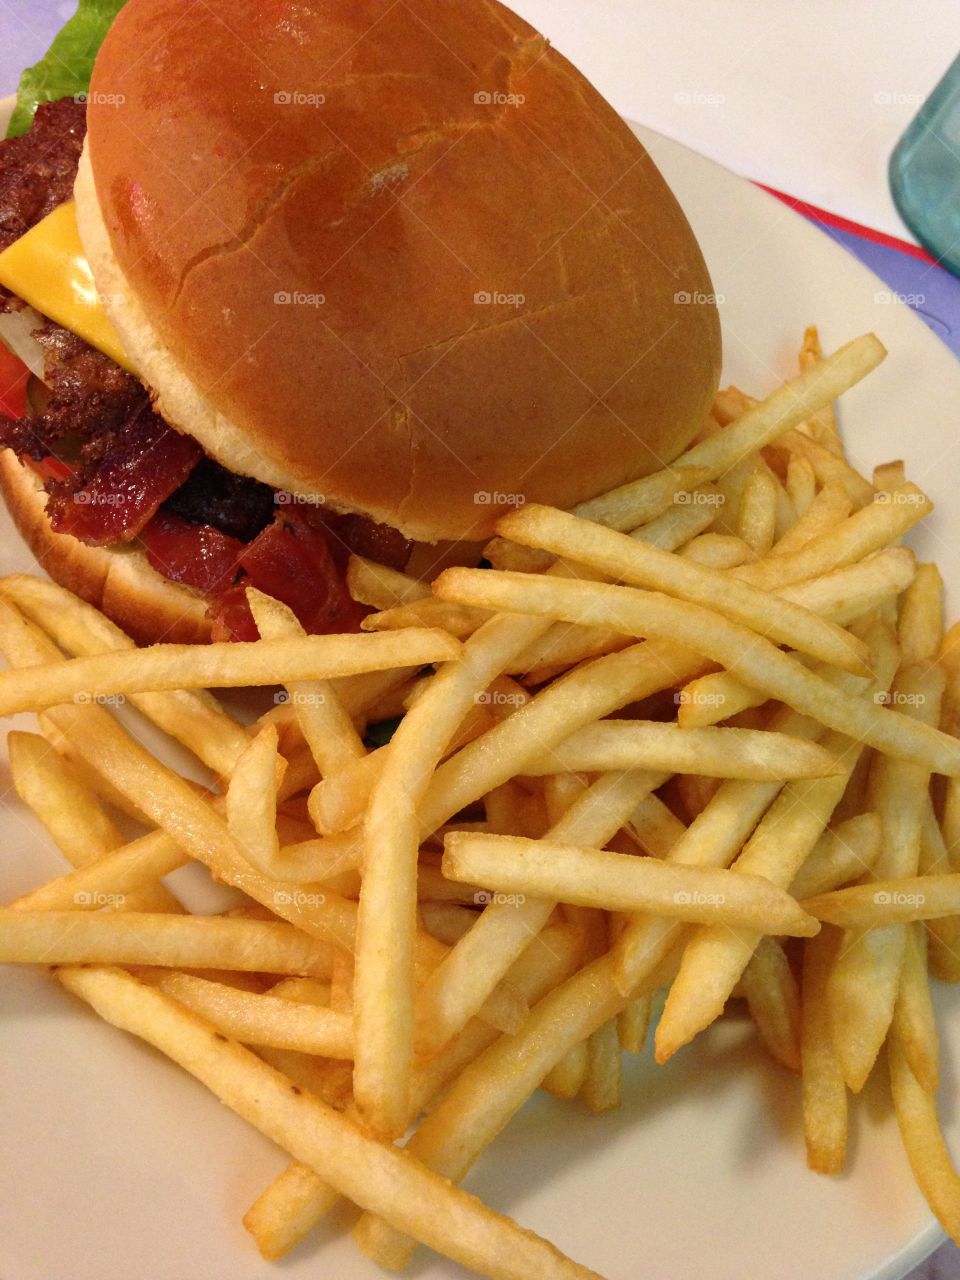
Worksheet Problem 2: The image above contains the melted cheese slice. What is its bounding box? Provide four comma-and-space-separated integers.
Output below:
0, 201, 136, 373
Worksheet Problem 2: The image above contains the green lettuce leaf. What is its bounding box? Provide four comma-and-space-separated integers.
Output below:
7, 0, 128, 138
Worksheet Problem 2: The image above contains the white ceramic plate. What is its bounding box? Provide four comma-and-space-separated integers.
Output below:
2, 95, 960, 1280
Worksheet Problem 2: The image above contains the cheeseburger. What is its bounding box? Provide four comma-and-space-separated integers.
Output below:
0, 0, 721, 644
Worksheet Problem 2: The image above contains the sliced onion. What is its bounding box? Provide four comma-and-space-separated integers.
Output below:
0, 305, 47, 380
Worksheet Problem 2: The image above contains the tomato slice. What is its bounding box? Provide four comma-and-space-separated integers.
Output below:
0, 341, 30, 420
207, 583, 260, 643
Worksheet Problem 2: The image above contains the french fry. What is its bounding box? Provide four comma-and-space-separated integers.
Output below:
581, 1017, 622, 1112
513, 719, 842, 781
786, 453, 817, 515
822, 661, 944, 1091
0, 910, 339, 975
898, 563, 944, 666
156, 973, 354, 1057
740, 937, 801, 1072
768, 479, 851, 557
541, 1042, 589, 1099
442, 833, 817, 936
58, 966, 602, 1280
362, 598, 489, 639
436, 571, 960, 775
355, 607, 555, 1137
889, 1036, 960, 1246
624, 793, 686, 859
8, 729, 124, 865
617, 994, 653, 1054
797, 325, 844, 456
247, 589, 366, 776
892, 924, 939, 1095
801, 926, 847, 1174
776, 431, 874, 507
0, 573, 252, 777
679, 533, 755, 568
788, 812, 882, 900
227, 724, 285, 876
873, 460, 906, 493
735, 465, 778, 556
0, 628, 462, 717
345, 556, 431, 609
801, 874, 960, 926
495, 503, 870, 674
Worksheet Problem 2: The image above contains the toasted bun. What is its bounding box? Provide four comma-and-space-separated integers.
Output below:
80, 0, 721, 542
0, 450, 212, 645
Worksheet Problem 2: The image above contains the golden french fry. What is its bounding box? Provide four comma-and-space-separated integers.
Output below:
889, 1036, 960, 1246
617, 994, 653, 1054
247, 589, 366, 776
801, 874, 960, 926
514, 719, 842, 781
355, 607, 554, 1138
362, 598, 489, 639
0, 910, 338, 975
227, 724, 285, 876
801, 927, 847, 1174
494, 504, 870, 674
892, 924, 939, 1095
0, 628, 462, 717
740, 937, 801, 1072
580, 1017, 622, 1112
735, 465, 778, 556
59, 966, 602, 1280
156, 972, 353, 1057
827, 924, 905, 1093
798, 325, 844, 456
345, 556, 431, 609
679, 533, 755, 568
442, 833, 818, 936
786, 453, 817, 516
788, 812, 882, 900
898, 564, 944, 666
776, 431, 874, 507
769, 479, 851, 557
541, 1042, 589, 1099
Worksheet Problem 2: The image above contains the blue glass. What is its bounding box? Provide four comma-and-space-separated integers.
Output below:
890, 53, 960, 278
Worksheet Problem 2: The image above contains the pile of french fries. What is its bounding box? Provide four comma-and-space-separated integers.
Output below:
4, 326, 960, 1277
